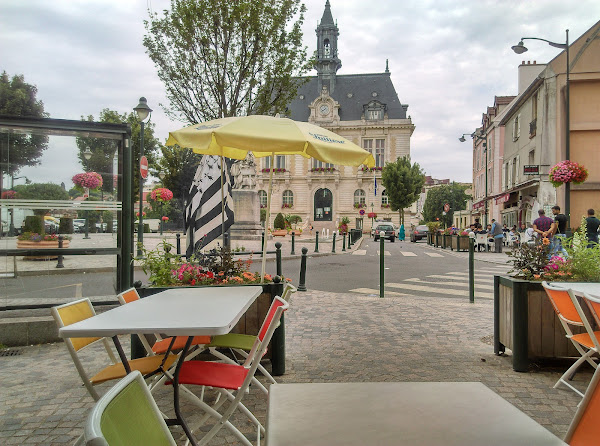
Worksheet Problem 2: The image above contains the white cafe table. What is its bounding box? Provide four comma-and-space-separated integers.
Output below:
267, 382, 566, 446
548, 282, 600, 297
59, 285, 263, 446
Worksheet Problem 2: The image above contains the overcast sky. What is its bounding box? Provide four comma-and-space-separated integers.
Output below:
1, 0, 599, 184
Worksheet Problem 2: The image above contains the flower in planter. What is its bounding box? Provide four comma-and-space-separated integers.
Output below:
18, 232, 72, 242
162, 216, 169, 221
150, 187, 173, 202
353, 203, 365, 209
136, 211, 147, 217
1, 190, 17, 199
72, 172, 103, 190
548, 160, 588, 187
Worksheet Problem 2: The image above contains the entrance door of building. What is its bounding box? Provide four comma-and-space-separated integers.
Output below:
314, 188, 333, 221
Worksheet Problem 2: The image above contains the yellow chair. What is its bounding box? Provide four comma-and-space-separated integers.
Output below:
52, 298, 177, 401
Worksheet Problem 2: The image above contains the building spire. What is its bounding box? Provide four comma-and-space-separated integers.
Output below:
385, 59, 389, 73
321, 0, 334, 26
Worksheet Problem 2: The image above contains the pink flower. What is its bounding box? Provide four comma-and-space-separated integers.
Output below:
150, 188, 173, 202
72, 172, 103, 189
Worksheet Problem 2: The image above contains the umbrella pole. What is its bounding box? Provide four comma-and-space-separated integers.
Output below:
261, 153, 275, 283
220, 155, 226, 252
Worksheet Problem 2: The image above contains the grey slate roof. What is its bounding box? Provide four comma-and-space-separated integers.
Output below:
288, 73, 408, 122
320, 0, 334, 25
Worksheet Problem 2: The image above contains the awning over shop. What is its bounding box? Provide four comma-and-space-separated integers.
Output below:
495, 193, 511, 205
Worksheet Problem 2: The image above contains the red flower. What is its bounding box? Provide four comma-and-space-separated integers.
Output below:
162, 216, 169, 221
150, 188, 173, 202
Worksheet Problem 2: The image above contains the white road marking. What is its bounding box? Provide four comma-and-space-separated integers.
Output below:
376, 251, 391, 256
424, 252, 444, 257
427, 274, 492, 283
400, 251, 417, 256
404, 278, 494, 290
349, 288, 408, 297
385, 282, 494, 299
352, 250, 367, 255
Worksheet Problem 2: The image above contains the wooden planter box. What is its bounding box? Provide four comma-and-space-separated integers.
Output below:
17, 239, 70, 259
494, 276, 588, 372
427, 233, 434, 245
450, 235, 470, 252
137, 282, 286, 375
434, 233, 443, 247
442, 234, 452, 249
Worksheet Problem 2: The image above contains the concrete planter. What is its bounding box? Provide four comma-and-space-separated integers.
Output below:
17, 239, 70, 260
450, 235, 470, 252
494, 275, 588, 372
137, 281, 286, 375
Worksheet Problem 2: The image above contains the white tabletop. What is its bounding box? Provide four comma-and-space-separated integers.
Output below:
59, 286, 262, 338
549, 282, 600, 296
267, 382, 566, 446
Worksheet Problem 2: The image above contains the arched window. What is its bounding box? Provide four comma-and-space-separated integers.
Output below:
282, 190, 293, 207
354, 189, 366, 206
381, 190, 389, 206
323, 39, 331, 57
258, 190, 268, 207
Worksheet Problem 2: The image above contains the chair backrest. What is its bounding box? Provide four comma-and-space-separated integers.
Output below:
475, 233, 486, 244
281, 283, 297, 304
84, 371, 176, 446
582, 292, 600, 328
117, 288, 140, 305
51, 298, 117, 401
542, 282, 583, 325
565, 359, 600, 445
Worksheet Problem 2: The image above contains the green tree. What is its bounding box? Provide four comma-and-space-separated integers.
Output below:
143, 0, 311, 122
13, 183, 69, 218
75, 109, 160, 200
273, 212, 285, 230
381, 157, 426, 225
422, 183, 470, 228
0, 71, 49, 185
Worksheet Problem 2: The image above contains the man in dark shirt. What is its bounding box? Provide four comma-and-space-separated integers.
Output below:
533, 209, 553, 238
550, 205, 568, 256
586, 208, 600, 247
551, 205, 567, 235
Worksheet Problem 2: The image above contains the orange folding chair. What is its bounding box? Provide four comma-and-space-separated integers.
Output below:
51, 298, 178, 401
564, 356, 600, 445
117, 288, 210, 359
542, 282, 599, 397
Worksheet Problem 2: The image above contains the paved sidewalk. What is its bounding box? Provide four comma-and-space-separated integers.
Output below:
0, 289, 587, 445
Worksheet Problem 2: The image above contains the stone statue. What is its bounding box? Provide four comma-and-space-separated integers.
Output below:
232, 154, 257, 190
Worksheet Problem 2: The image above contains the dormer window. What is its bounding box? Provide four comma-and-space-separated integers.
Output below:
364, 101, 385, 121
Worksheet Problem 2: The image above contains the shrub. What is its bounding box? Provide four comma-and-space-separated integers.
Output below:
273, 212, 285, 230
59, 217, 73, 234
24, 216, 43, 234
426, 221, 440, 233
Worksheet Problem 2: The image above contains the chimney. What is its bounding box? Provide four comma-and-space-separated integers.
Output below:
518, 60, 546, 94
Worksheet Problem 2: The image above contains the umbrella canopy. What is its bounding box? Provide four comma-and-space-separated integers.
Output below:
166, 115, 375, 168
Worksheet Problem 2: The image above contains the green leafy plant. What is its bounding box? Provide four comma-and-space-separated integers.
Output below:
507, 241, 550, 280
426, 221, 440, 234
273, 212, 286, 230
18, 232, 71, 242
338, 216, 350, 234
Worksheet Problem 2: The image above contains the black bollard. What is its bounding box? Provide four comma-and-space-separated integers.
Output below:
56, 235, 65, 268
261, 231, 265, 252
275, 242, 282, 278
380, 235, 385, 298
342, 233, 346, 251
298, 247, 308, 291
469, 237, 475, 303
332, 232, 336, 253
314, 231, 319, 253
290, 231, 295, 255
223, 231, 230, 250
176, 233, 181, 255
270, 275, 285, 375
348, 231, 353, 248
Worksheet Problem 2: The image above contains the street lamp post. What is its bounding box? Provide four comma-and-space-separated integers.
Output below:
460, 132, 488, 227
83, 149, 93, 239
512, 30, 570, 227
133, 97, 152, 257
158, 171, 165, 236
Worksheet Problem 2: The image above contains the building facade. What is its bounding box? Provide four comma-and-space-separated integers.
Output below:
256, 1, 415, 232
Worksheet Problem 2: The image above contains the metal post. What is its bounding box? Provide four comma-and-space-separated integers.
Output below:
314, 231, 319, 253
298, 247, 308, 292
261, 231, 265, 253
137, 120, 145, 258
290, 231, 296, 255
342, 233, 346, 251
469, 237, 474, 303
160, 201, 163, 235
332, 232, 336, 253
56, 235, 64, 268
348, 231, 353, 248
84, 210, 90, 239
275, 241, 282, 278
270, 276, 285, 376
379, 235, 385, 298
565, 29, 571, 230
176, 233, 181, 255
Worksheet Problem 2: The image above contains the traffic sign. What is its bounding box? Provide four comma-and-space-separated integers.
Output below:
359, 209, 365, 216
140, 156, 148, 179
443, 203, 450, 213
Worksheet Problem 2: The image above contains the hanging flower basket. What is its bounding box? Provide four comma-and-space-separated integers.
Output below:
367, 212, 377, 219
1, 190, 17, 199
150, 187, 173, 202
136, 211, 147, 218
548, 161, 588, 187
72, 172, 103, 190
162, 216, 169, 222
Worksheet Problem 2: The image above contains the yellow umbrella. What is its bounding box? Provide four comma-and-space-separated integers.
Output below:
167, 115, 376, 281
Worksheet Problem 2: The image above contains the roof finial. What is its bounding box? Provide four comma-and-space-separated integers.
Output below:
385, 59, 389, 73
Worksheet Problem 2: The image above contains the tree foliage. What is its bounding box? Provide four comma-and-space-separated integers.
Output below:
143, 0, 311, 122
0, 71, 49, 177
422, 183, 470, 228
381, 157, 426, 213
76, 109, 160, 199
157, 144, 202, 201
13, 183, 69, 216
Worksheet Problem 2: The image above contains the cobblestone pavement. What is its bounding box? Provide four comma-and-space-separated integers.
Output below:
0, 289, 588, 445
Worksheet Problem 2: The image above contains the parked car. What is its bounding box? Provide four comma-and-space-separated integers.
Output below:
410, 225, 429, 242
373, 224, 395, 242
73, 219, 86, 233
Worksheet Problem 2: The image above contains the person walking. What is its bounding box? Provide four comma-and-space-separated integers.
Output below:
491, 219, 504, 253
550, 205, 568, 256
586, 209, 600, 247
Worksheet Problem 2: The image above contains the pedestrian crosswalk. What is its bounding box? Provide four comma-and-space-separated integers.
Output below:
349, 265, 510, 301
352, 250, 447, 257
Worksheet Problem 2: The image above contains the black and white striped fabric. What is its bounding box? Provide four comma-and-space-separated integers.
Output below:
184, 155, 234, 258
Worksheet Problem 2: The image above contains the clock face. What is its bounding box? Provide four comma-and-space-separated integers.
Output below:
319, 104, 330, 115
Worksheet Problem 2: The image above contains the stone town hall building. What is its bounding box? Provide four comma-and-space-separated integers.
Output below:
256, 1, 415, 232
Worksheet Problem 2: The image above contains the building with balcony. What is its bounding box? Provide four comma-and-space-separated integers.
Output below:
256, 1, 415, 232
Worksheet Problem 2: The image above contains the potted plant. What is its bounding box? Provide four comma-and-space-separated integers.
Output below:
338, 216, 350, 234
426, 222, 440, 246
494, 218, 600, 371
17, 232, 71, 260
451, 230, 471, 251
548, 160, 588, 188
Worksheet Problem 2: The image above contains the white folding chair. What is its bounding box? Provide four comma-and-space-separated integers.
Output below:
205, 283, 296, 395
542, 282, 599, 397
475, 233, 487, 251
508, 233, 520, 247
84, 371, 176, 446
51, 298, 178, 401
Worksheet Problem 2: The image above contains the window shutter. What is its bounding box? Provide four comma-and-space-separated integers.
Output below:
517, 114, 521, 139
508, 160, 513, 187
502, 163, 506, 190
514, 155, 520, 185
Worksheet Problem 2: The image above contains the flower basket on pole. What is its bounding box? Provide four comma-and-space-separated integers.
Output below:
548, 161, 588, 188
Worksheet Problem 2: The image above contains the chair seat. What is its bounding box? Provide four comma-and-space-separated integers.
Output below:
208, 333, 256, 351
173, 361, 249, 390
90, 354, 178, 384
571, 332, 600, 350
152, 336, 211, 354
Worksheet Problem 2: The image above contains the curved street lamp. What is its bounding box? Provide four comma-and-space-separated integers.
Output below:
133, 97, 152, 257
460, 132, 488, 227
511, 30, 570, 227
